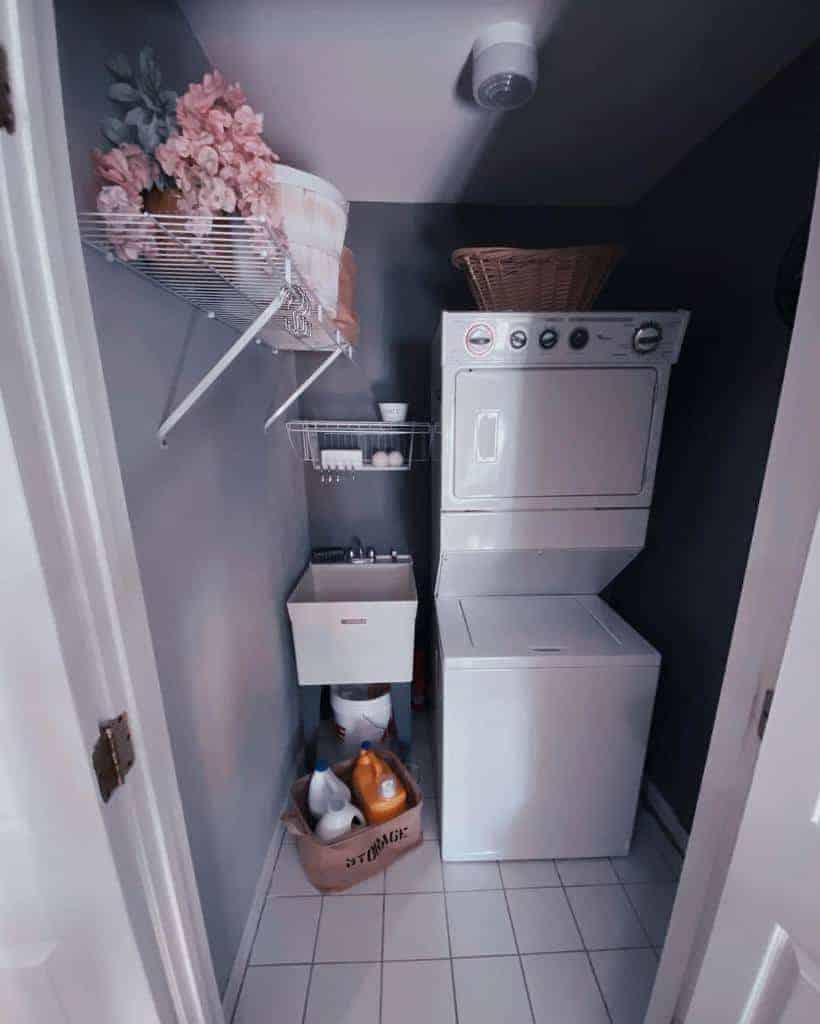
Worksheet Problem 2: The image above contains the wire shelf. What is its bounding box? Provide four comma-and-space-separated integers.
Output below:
78, 211, 349, 353
286, 421, 431, 475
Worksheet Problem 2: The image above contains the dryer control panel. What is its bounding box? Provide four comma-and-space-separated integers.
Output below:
441, 311, 689, 367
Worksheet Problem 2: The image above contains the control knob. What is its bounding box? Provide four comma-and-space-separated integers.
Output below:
510, 329, 527, 350
569, 327, 589, 350
539, 327, 559, 349
633, 322, 662, 353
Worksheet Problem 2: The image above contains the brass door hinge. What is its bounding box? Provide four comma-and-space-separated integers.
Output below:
0, 46, 15, 134
757, 688, 775, 740
93, 712, 135, 802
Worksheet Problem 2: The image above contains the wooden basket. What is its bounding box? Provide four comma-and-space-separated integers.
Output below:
451, 244, 624, 312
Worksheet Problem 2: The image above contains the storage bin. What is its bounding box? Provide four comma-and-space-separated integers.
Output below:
282, 748, 423, 893
331, 686, 392, 749
268, 165, 349, 314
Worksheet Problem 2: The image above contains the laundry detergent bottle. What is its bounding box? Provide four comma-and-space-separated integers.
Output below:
307, 759, 352, 819
352, 741, 407, 825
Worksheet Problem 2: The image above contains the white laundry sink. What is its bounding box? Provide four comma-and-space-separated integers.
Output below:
287, 560, 418, 686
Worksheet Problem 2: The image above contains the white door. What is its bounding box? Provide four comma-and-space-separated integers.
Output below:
0, 397, 159, 1021
685, 511, 820, 1022
0, 0, 223, 1020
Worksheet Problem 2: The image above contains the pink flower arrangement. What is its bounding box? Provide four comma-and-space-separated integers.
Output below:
93, 144, 160, 259
92, 68, 283, 259
155, 70, 280, 232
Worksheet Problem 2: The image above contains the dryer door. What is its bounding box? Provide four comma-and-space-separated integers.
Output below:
452, 366, 658, 503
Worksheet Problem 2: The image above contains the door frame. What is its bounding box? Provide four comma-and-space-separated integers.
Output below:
647, 168, 820, 1022
0, 1, 222, 1021
5, 0, 820, 1019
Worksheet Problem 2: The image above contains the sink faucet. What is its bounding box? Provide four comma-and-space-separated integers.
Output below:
348, 536, 378, 563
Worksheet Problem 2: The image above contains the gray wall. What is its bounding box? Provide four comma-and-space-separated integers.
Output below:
56, 0, 309, 992
607, 39, 820, 831
303, 202, 630, 633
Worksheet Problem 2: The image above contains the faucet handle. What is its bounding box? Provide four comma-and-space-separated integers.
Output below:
366, 546, 376, 563
390, 548, 398, 562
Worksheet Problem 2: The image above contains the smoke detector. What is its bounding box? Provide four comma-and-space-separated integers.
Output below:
472, 21, 538, 110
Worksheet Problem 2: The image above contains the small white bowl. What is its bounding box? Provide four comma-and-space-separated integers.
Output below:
378, 402, 409, 423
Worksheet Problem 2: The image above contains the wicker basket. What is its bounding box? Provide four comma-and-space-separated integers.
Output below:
451, 244, 624, 312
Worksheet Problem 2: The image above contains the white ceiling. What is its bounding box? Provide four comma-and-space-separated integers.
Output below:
179, 0, 820, 205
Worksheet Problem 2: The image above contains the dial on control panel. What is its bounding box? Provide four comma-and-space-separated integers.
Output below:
539, 327, 559, 349
633, 322, 663, 353
509, 329, 527, 350
569, 327, 589, 350
465, 323, 494, 357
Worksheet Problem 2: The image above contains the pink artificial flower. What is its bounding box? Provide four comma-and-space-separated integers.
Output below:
156, 70, 281, 236
96, 184, 158, 261
178, 70, 225, 117
241, 136, 278, 160
204, 106, 233, 141
93, 144, 156, 201
200, 176, 237, 214
96, 184, 140, 214
179, 69, 226, 116
233, 104, 264, 135
155, 134, 192, 177
176, 106, 203, 137
223, 81, 246, 111
194, 144, 219, 177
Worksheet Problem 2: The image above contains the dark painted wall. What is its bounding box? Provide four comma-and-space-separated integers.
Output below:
302, 203, 630, 633
56, 0, 309, 991
607, 40, 820, 830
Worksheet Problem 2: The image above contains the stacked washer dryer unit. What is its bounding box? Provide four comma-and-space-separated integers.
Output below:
432, 310, 689, 861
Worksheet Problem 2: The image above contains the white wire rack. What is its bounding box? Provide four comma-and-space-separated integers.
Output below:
78, 212, 346, 351
78, 211, 353, 442
286, 421, 431, 477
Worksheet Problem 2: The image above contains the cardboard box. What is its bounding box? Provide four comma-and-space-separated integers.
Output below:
282, 748, 423, 893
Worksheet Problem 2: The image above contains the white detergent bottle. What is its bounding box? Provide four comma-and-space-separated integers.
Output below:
308, 759, 352, 819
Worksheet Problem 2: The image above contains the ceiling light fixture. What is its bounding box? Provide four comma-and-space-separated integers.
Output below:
472, 21, 538, 111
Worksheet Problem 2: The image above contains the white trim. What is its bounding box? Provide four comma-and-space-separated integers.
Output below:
221, 807, 288, 1023
643, 779, 689, 853
0, 2, 223, 1020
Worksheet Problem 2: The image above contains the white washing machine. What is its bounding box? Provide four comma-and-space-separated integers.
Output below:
431, 310, 689, 861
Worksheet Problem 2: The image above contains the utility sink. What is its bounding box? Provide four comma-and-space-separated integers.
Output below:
287, 559, 418, 686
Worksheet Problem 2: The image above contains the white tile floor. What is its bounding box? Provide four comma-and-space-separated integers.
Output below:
234, 718, 682, 1024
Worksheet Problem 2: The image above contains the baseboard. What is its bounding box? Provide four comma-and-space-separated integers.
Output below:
643, 777, 689, 853
221, 803, 287, 1024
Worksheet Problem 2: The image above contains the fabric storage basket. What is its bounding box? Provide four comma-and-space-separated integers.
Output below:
282, 748, 423, 893
451, 244, 624, 311
267, 165, 349, 315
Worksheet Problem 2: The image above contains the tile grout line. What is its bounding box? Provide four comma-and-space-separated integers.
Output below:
618, 879, 656, 950
561, 875, 614, 1024
378, 890, 386, 1024
230, 829, 288, 1024
441, 878, 460, 1024
500, 863, 537, 1024
250, 944, 662, 969
271, 882, 644, 898
300, 895, 324, 1024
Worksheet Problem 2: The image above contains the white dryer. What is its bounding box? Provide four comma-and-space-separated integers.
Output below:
431, 310, 689, 861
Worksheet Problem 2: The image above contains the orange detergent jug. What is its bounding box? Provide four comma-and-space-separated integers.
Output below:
352, 742, 407, 825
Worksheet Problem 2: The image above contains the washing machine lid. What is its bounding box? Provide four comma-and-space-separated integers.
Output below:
436, 594, 659, 669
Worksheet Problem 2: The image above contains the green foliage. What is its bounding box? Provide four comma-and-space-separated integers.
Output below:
100, 47, 177, 185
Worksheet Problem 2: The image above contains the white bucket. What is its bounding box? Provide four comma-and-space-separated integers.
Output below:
268, 165, 348, 314
331, 687, 391, 753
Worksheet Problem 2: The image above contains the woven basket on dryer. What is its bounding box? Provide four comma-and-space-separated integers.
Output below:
451, 244, 624, 312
